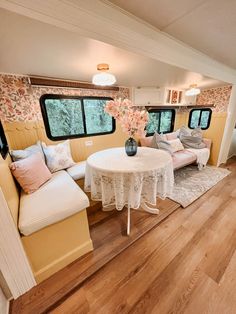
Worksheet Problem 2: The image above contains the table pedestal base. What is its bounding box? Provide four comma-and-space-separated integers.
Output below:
127, 203, 159, 236
140, 203, 160, 215
102, 203, 160, 236
127, 205, 131, 235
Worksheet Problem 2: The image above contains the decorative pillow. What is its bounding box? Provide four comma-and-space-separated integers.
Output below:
42, 140, 75, 173
165, 129, 180, 140
10, 153, 52, 194
140, 136, 153, 147
151, 132, 167, 149
10, 141, 45, 162
157, 140, 174, 155
179, 126, 191, 137
192, 127, 203, 138
179, 126, 206, 149
167, 138, 184, 152
151, 132, 174, 155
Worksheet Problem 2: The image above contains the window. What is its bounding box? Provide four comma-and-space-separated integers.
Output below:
40, 95, 115, 140
146, 109, 175, 135
0, 120, 8, 159
188, 108, 212, 130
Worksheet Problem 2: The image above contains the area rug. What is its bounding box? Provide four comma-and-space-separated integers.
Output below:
169, 165, 231, 207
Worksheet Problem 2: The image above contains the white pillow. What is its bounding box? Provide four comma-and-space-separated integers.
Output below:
10, 141, 45, 162
167, 138, 184, 153
42, 140, 75, 173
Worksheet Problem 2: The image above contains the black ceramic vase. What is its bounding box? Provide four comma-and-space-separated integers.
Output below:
125, 137, 138, 156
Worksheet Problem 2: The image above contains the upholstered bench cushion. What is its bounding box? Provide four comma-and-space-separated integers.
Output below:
172, 150, 196, 170
19, 170, 89, 236
66, 161, 86, 180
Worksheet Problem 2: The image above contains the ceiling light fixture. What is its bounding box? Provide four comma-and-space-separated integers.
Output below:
92, 63, 116, 86
185, 84, 201, 96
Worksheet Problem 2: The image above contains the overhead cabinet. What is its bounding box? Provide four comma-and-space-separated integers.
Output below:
132, 87, 196, 106
132, 87, 165, 106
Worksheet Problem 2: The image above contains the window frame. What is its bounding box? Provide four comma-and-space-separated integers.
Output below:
0, 120, 9, 159
188, 108, 212, 130
146, 108, 176, 135
40, 94, 116, 141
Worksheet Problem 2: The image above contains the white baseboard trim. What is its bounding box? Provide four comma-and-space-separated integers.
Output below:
6, 300, 10, 314
0, 288, 10, 314
0, 189, 36, 299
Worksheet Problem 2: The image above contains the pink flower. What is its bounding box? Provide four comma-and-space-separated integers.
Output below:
105, 98, 149, 138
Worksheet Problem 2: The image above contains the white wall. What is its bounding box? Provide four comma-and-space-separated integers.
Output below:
228, 129, 236, 158
0, 286, 9, 314
218, 84, 236, 165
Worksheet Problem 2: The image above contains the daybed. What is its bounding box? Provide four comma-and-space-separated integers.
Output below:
140, 131, 212, 170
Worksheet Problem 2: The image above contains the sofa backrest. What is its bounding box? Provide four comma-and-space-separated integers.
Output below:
0, 155, 19, 226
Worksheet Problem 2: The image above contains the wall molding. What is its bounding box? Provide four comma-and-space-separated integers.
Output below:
0, 0, 236, 84
0, 188, 36, 299
218, 84, 236, 165
29, 76, 119, 91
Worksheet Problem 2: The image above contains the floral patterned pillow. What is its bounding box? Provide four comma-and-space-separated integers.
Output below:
41, 140, 76, 173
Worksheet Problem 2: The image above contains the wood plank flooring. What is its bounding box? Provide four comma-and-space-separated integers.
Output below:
10, 158, 236, 313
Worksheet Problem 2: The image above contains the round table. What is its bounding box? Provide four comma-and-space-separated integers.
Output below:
85, 147, 174, 235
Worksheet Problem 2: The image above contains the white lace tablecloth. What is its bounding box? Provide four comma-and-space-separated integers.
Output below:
85, 147, 174, 211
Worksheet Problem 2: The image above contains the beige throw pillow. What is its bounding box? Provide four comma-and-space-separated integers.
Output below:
42, 140, 75, 173
167, 138, 184, 152
179, 126, 206, 149
10, 141, 45, 161
151, 132, 174, 155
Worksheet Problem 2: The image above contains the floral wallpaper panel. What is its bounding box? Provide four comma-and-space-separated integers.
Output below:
0, 74, 232, 122
0, 74, 130, 122
196, 85, 232, 112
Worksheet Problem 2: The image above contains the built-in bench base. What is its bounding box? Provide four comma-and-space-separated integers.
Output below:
21, 209, 93, 283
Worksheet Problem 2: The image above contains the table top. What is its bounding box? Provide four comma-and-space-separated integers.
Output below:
86, 147, 172, 173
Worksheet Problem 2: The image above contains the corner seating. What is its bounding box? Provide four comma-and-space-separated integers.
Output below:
0, 155, 92, 283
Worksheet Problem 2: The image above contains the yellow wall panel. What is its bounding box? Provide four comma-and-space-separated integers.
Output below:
3, 121, 127, 162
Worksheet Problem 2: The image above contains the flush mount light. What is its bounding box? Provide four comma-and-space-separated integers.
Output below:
185, 84, 201, 96
92, 63, 116, 86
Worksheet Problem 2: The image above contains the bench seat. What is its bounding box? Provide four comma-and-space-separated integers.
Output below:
19, 170, 89, 236
66, 161, 86, 180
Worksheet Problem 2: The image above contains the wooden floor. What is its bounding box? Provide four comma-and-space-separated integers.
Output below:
11, 158, 236, 313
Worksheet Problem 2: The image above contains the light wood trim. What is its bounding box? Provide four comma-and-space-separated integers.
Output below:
29, 76, 119, 91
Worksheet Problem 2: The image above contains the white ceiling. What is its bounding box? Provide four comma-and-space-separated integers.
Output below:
0, 8, 225, 89
106, 0, 236, 69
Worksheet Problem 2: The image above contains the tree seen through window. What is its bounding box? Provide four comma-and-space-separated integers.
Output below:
40, 95, 115, 140
146, 109, 175, 135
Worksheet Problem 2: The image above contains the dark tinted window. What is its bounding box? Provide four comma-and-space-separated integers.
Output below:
146, 109, 175, 135
40, 95, 115, 140
189, 108, 212, 130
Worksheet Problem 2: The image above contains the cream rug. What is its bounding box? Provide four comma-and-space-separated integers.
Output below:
169, 165, 231, 207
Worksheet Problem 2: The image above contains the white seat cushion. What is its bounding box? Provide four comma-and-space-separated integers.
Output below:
19, 170, 89, 236
66, 161, 86, 180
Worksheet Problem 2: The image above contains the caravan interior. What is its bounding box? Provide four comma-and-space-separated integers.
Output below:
0, 1, 236, 313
